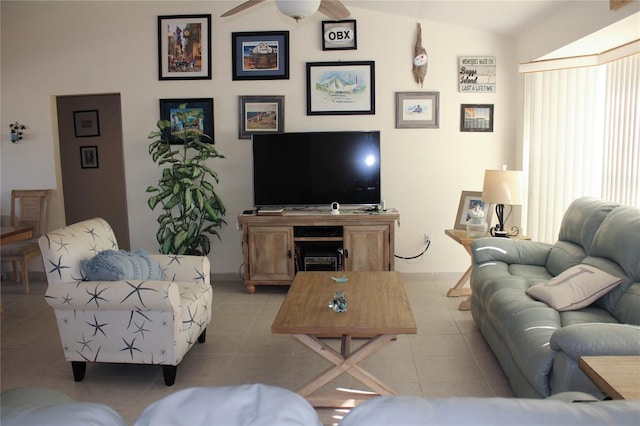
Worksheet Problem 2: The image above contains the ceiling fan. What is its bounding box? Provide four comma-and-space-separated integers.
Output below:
221, 0, 350, 22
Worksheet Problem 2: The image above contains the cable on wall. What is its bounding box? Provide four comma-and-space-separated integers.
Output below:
394, 239, 431, 261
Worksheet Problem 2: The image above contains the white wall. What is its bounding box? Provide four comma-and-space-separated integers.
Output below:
1, 1, 624, 277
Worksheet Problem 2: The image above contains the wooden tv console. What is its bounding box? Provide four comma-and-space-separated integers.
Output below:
237, 211, 399, 293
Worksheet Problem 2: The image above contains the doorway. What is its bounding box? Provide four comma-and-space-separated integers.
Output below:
55, 93, 130, 249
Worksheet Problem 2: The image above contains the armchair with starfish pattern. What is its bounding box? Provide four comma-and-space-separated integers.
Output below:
38, 217, 212, 386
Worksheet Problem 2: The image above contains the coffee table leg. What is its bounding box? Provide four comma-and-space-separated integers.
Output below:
293, 333, 397, 403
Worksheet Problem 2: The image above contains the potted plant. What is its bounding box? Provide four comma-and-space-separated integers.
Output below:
146, 104, 225, 255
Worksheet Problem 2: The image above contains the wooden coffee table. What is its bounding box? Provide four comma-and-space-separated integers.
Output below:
272, 271, 417, 408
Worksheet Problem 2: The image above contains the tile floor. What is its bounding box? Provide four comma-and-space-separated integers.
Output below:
1, 273, 513, 425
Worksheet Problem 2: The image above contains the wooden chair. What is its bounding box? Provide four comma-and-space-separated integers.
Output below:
1, 189, 51, 293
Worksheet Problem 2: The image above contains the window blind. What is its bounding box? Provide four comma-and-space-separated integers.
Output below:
522, 53, 638, 243
602, 54, 639, 207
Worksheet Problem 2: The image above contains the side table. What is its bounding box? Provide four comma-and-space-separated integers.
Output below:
579, 356, 640, 400
444, 229, 480, 311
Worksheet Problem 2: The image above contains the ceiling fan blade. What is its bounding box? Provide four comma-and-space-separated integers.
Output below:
318, 0, 351, 20
220, 0, 267, 17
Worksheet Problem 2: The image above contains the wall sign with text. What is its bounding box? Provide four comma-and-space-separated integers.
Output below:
458, 56, 496, 93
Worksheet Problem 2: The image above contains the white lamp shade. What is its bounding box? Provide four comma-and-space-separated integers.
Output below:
482, 170, 524, 205
276, 0, 321, 20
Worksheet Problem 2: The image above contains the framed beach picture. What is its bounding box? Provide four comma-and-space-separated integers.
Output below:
395, 92, 439, 128
159, 98, 214, 144
232, 31, 289, 80
455, 191, 492, 230
306, 61, 375, 115
239, 96, 285, 139
460, 104, 494, 132
158, 14, 212, 80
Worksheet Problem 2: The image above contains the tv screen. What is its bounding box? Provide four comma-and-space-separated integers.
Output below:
252, 131, 381, 207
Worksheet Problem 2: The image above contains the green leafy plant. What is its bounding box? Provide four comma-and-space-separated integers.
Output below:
146, 105, 225, 255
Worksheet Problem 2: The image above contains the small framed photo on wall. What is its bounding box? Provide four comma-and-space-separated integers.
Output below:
395, 92, 439, 128
460, 104, 494, 132
80, 146, 99, 169
322, 20, 357, 50
238, 96, 284, 140
74, 110, 100, 138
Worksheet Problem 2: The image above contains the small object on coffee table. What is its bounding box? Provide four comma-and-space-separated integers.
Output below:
328, 291, 347, 312
331, 275, 348, 283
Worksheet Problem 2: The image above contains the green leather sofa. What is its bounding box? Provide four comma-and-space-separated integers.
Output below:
470, 197, 640, 398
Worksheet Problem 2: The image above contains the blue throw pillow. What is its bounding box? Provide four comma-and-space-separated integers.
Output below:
81, 249, 163, 281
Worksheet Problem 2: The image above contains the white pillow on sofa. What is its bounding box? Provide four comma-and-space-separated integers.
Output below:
526, 264, 622, 311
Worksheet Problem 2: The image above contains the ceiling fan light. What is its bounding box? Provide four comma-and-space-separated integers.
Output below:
276, 0, 321, 21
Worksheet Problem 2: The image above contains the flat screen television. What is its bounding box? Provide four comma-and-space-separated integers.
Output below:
252, 131, 381, 208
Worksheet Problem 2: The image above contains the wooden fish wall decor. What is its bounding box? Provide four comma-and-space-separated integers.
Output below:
413, 23, 428, 87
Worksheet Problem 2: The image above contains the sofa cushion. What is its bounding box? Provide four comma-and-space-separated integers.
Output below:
556, 198, 619, 255
526, 265, 621, 311
546, 198, 619, 277
134, 384, 321, 426
81, 249, 163, 281
341, 395, 640, 426
590, 205, 640, 280
545, 241, 588, 277
589, 205, 640, 313
613, 283, 640, 325
0, 388, 126, 426
559, 307, 619, 327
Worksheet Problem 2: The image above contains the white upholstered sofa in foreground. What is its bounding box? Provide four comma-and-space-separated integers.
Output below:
2, 385, 639, 426
38, 217, 212, 386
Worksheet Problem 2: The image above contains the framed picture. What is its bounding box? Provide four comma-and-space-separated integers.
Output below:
232, 31, 289, 80
238, 96, 284, 140
159, 98, 214, 144
460, 104, 494, 132
80, 146, 99, 169
455, 191, 492, 230
158, 14, 212, 80
395, 92, 439, 128
73, 110, 100, 138
306, 61, 375, 115
322, 20, 357, 50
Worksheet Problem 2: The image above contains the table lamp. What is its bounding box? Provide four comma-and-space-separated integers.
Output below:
482, 166, 524, 237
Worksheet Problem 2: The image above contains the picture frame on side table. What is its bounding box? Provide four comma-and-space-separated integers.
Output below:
395, 92, 439, 128
460, 104, 494, 132
158, 14, 212, 80
159, 98, 214, 144
74, 110, 100, 137
322, 20, 357, 50
455, 191, 492, 230
232, 31, 290, 80
80, 146, 99, 169
306, 61, 375, 115
238, 96, 284, 140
